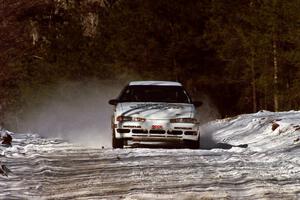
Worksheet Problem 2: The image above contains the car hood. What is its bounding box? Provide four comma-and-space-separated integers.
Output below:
116, 102, 195, 119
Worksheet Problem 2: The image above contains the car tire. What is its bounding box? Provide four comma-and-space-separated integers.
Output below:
112, 131, 124, 149
183, 139, 199, 149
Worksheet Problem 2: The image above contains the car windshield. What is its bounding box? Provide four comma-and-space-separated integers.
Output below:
118, 85, 191, 103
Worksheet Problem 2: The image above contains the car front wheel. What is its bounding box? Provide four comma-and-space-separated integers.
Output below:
183, 139, 200, 149
112, 131, 124, 149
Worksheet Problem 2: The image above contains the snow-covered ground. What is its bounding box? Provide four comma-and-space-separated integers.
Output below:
1, 111, 300, 199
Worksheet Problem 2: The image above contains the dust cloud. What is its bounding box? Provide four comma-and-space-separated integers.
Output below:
195, 94, 221, 124
194, 94, 221, 149
19, 80, 125, 148
199, 122, 219, 149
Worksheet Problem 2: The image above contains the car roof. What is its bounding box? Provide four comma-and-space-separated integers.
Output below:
129, 81, 182, 86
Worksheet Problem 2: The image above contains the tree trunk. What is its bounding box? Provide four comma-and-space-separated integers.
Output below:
250, 51, 257, 112
273, 37, 279, 112
173, 57, 180, 81
272, 0, 279, 112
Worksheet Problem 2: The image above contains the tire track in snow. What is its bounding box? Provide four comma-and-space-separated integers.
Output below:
2, 143, 299, 199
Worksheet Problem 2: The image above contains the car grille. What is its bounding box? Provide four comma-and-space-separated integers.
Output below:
117, 129, 130, 133
149, 130, 165, 134
184, 131, 197, 136
167, 130, 183, 135
132, 129, 148, 134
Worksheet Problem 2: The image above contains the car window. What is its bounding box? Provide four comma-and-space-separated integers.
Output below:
118, 85, 191, 103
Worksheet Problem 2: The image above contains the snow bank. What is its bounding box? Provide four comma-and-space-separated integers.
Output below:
201, 110, 300, 153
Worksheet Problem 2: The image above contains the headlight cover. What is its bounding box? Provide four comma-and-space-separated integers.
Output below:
116, 116, 146, 122
170, 118, 198, 123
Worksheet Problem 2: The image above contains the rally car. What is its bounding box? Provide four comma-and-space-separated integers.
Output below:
108, 81, 202, 149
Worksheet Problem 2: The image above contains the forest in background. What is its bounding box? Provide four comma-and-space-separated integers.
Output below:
1, 0, 300, 130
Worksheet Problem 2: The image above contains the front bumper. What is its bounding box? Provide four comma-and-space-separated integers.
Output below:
114, 119, 199, 141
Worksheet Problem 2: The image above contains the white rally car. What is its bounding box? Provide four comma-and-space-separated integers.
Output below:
108, 81, 202, 149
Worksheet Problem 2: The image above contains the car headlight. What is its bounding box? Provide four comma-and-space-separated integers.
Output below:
170, 118, 198, 123
116, 116, 146, 122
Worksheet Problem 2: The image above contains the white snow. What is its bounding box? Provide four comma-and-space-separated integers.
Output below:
0, 111, 299, 199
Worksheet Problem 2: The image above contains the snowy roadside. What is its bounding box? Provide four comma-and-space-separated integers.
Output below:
0, 111, 300, 199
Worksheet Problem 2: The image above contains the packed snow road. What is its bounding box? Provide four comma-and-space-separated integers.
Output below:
1, 111, 300, 199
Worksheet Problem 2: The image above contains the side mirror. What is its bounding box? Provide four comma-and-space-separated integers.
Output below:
193, 101, 203, 108
108, 99, 118, 105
